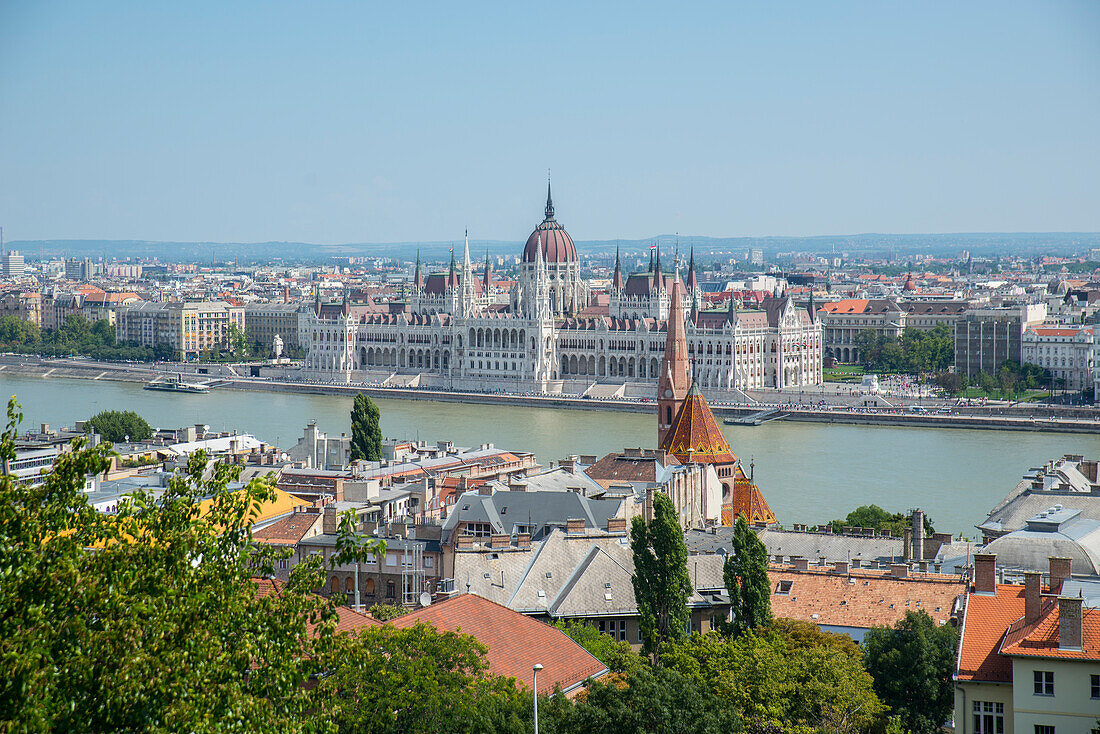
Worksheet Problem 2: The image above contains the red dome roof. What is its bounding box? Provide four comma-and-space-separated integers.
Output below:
523, 221, 577, 263
521, 180, 578, 263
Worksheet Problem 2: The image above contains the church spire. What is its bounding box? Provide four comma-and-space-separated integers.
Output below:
414, 250, 423, 288
483, 249, 492, 290
657, 273, 690, 446
612, 244, 624, 290
544, 172, 555, 220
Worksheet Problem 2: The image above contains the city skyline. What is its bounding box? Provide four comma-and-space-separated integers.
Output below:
2, 1, 1099, 244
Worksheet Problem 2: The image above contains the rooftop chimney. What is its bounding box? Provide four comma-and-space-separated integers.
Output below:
973, 553, 996, 595
1049, 556, 1072, 594
490, 534, 510, 549
1024, 571, 1042, 624
565, 518, 585, 535
792, 557, 809, 571
890, 563, 909, 579
834, 560, 849, 575
1058, 596, 1083, 650
607, 517, 627, 534
911, 508, 925, 562
516, 533, 531, 548
323, 505, 337, 535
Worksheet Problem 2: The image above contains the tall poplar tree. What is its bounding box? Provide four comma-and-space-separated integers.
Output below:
722, 516, 771, 637
350, 392, 382, 462
630, 492, 692, 663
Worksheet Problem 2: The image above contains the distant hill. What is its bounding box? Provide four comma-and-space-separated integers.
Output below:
8, 232, 1099, 264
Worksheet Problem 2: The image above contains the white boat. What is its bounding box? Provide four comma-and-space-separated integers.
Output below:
143, 373, 211, 394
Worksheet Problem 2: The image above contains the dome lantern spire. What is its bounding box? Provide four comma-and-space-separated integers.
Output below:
544, 170, 555, 220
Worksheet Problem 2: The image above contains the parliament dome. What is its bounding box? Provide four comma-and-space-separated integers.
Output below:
522, 181, 577, 264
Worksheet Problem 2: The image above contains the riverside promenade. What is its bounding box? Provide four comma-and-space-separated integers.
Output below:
2, 354, 1098, 434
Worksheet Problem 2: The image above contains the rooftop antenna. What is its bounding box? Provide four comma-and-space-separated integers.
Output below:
750, 457, 755, 481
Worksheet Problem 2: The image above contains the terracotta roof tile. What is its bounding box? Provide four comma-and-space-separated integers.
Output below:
392, 593, 607, 694
769, 567, 965, 633
659, 382, 738, 465
1001, 605, 1100, 661
956, 585, 1026, 682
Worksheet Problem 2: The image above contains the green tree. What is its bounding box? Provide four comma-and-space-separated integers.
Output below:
315, 623, 529, 734
659, 628, 884, 734
830, 504, 935, 537
227, 322, 253, 358
630, 493, 692, 663
554, 620, 647, 675
933, 370, 966, 396
0, 397, 342, 731
350, 392, 382, 462
854, 329, 881, 366
863, 610, 958, 734
544, 665, 743, 734
84, 408, 153, 443
367, 602, 407, 621
722, 517, 771, 637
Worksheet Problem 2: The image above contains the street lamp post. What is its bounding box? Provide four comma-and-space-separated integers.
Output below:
532, 663, 543, 734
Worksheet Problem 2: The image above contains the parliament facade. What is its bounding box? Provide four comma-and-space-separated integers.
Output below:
300, 183, 824, 397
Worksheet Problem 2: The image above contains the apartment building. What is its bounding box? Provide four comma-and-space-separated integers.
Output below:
116, 301, 244, 358
1022, 325, 1095, 392
817, 299, 906, 363
0, 290, 42, 326
244, 302, 302, 353
955, 304, 1048, 378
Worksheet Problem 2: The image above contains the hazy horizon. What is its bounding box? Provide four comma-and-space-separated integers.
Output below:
2, 1, 1099, 243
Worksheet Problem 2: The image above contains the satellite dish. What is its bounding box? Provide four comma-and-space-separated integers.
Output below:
418, 592, 432, 608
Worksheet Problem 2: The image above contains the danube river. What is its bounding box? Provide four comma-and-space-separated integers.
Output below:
3, 373, 1096, 539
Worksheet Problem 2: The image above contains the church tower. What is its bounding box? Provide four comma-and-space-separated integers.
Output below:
657, 275, 690, 445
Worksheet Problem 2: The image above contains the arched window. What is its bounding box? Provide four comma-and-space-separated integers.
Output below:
330, 577, 340, 595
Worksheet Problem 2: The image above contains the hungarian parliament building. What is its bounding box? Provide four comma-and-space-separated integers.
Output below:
300, 184, 824, 397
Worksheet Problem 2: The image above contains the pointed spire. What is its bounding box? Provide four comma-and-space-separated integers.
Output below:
483, 249, 492, 290
463, 229, 472, 272
654, 242, 661, 277
726, 292, 738, 323
648, 245, 654, 271
544, 171, 555, 220
414, 250, 423, 288
686, 246, 698, 291
808, 289, 816, 323
612, 244, 624, 290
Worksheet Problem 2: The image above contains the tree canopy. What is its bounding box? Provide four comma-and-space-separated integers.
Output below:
722, 517, 772, 637
630, 493, 692, 662
350, 392, 383, 462
854, 323, 953, 374
83, 409, 154, 443
863, 610, 958, 734
659, 624, 885, 734
829, 504, 935, 537
0, 314, 176, 361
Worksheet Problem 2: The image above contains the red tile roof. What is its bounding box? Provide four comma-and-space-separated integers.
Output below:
252, 511, 320, 545
251, 577, 381, 636
768, 567, 964, 632
1001, 605, 1100, 661
956, 585, 1026, 682
392, 593, 607, 694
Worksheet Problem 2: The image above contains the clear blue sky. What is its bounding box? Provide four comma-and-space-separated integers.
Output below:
1, 1, 1098, 244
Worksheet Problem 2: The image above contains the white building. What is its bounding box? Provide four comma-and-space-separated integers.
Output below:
299, 183, 824, 396
1021, 325, 1095, 393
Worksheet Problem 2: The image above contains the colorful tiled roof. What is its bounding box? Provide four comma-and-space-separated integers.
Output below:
659, 381, 737, 465
392, 593, 608, 694
730, 470, 776, 526
956, 585, 1027, 682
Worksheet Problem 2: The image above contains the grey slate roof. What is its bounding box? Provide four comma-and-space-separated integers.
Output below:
686, 526, 909, 566
442, 489, 623, 542
451, 528, 727, 619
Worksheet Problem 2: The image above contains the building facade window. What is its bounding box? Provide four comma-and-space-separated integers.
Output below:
1033, 670, 1054, 695
1033, 726, 1054, 734
597, 618, 627, 642
1092, 673, 1099, 699
972, 701, 1004, 734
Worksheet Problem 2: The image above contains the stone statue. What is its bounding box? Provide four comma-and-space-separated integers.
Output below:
272, 333, 284, 359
